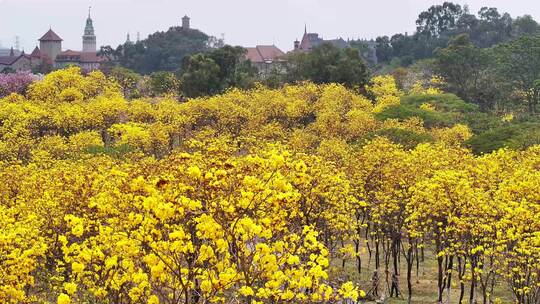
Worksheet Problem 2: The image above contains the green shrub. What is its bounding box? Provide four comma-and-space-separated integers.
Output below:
401, 93, 478, 113
375, 104, 456, 128
363, 128, 435, 150
466, 122, 540, 154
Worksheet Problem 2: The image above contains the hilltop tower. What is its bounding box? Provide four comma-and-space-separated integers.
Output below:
182, 15, 190, 30
39, 28, 62, 62
82, 7, 97, 52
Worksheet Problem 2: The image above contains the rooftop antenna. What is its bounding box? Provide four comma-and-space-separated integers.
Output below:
15, 36, 20, 51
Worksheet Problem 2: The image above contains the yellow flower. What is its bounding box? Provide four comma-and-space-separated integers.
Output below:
239, 286, 255, 297
200, 280, 213, 293
64, 282, 77, 295
72, 262, 85, 273
286, 255, 300, 265
57, 293, 71, 304
187, 166, 202, 180
105, 256, 118, 270
71, 224, 84, 237
338, 282, 359, 301
148, 295, 160, 304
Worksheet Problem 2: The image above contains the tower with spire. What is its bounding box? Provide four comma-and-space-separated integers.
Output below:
292, 24, 348, 53
82, 6, 97, 53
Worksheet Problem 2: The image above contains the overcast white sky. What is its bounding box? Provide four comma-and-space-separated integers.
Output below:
0, 0, 539, 53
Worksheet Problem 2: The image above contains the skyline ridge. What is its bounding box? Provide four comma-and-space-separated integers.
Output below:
1, 0, 539, 52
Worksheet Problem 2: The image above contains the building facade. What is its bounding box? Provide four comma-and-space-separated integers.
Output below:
0, 53, 35, 72
293, 26, 349, 53
31, 9, 105, 72
182, 15, 191, 30
39, 29, 63, 64
291, 26, 378, 64
244, 45, 286, 76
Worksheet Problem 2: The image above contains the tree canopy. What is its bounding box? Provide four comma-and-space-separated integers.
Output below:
110, 27, 216, 74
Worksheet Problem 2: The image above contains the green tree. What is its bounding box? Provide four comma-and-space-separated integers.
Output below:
148, 71, 180, 97
493, 34, 540, 113
390, 34, 415, 64
98, 45, 121, 62
178, 46, 256, 98
207, 45, 256, 89
375, 36, 393, 63
512, 15, 539, 36
178, 54, 221, 98
116, 26, 214, 74
416, 2, 463, 38
109, 67, 141, 98
434, 34, 496, 110
474, 7, 513, 47
285, 43, 369, 88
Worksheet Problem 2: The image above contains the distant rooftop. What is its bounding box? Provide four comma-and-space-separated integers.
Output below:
39, 29, 63, 42
245, 45, 285, 63
56, 50, 106, 63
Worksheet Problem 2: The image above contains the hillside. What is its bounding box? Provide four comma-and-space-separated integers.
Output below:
0, 68, 538, 304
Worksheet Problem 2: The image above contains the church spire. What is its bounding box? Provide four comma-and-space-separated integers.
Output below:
9, 47, 14, 57
84, 7, 95, 36
82, 7, 97, 52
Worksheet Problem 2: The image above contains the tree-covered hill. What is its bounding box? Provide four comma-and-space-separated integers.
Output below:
100, 26, 222, 75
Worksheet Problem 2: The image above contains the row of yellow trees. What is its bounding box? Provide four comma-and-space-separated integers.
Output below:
0, 67, 538, 304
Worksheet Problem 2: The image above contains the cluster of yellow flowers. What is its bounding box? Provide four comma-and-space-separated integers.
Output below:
0, 67, 538, 304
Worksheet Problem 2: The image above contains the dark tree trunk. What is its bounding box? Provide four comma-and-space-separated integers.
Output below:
458, 256, 466, 304
406, 244, 414, 303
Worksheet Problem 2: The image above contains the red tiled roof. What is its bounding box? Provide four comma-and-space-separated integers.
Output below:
56, 51, 107, 63
39, 29, 63, 42
81, 52, 106, 63
30, 46, 41, 58
257, 45, 285, 61
245, 47, 263, 63
300, 33, 322, 51
244, 45, 285, 63
59, 50, 82, 56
